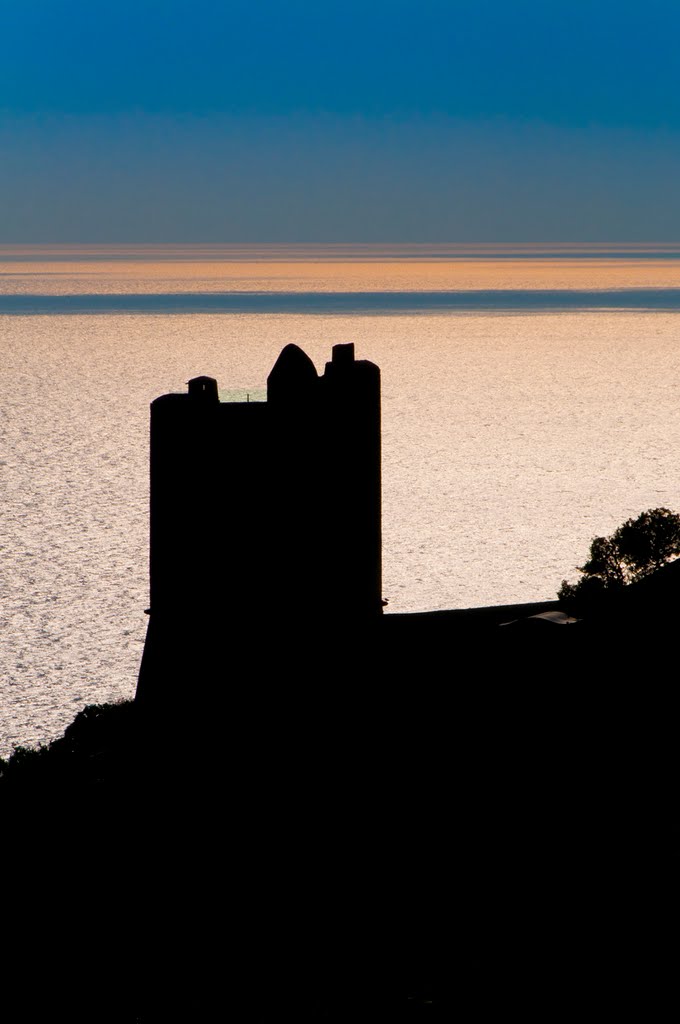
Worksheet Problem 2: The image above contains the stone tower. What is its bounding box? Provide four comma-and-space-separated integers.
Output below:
136, 342, 381, 702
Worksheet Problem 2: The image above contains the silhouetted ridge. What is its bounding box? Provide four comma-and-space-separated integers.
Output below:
7, 341, 680, 1020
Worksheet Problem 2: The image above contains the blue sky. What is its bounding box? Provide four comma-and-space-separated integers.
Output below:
2, 0, 680, 241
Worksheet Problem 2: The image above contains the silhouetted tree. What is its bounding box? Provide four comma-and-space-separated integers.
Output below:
559, 507, 680, 610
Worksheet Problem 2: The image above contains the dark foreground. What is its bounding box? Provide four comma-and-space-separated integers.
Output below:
2, 588, 679, 1021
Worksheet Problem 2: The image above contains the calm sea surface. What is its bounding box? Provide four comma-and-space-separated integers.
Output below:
3, 243, 680, 753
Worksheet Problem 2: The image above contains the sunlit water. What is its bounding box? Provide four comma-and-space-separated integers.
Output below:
3, 244, 680, 753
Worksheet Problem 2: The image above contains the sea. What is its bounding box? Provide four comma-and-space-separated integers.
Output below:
3, 242, 680, 754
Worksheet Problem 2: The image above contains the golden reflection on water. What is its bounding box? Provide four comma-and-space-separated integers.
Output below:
3, 243, 680, 295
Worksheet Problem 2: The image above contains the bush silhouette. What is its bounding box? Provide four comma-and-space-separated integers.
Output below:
559, 507, 680, 611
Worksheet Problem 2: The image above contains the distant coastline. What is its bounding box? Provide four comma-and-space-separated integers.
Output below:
3, 241, 680, 260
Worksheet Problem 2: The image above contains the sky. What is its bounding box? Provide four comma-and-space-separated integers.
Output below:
2, 0, 680, 242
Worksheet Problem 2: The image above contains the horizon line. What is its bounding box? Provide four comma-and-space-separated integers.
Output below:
3, 242, 680, 263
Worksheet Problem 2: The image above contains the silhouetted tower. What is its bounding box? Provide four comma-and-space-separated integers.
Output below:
137, 342, 381, 700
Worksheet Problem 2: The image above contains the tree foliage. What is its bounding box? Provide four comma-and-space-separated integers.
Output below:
559, 507, 680, 609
